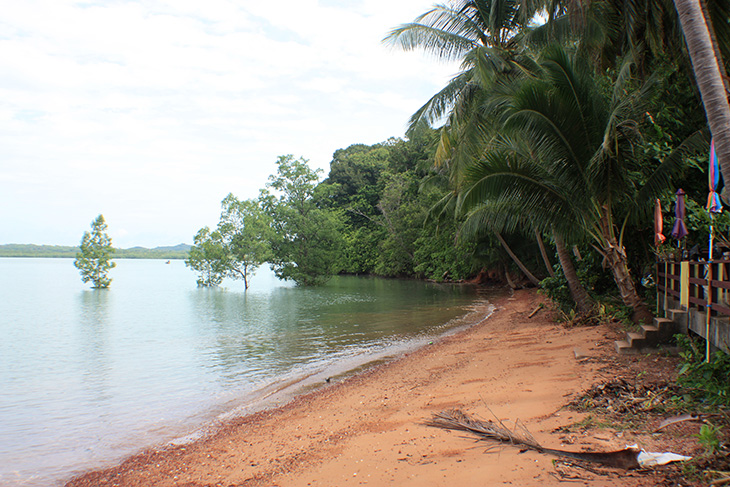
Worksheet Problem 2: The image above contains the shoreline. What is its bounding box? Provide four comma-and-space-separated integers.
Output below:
165, 293, 498, 448
66, 288, 640, 486
59, 290, 498, 485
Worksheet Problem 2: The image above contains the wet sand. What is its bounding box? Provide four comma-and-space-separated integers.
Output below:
66, 288, 647, 486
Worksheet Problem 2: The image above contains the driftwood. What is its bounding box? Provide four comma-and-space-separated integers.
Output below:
656, 414, 702, 431
528, 303, 544, 318
424, 409, 641, 469
710, 474, 730, 486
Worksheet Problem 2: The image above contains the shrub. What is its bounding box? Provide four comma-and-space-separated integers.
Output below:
676, 334, 730, 407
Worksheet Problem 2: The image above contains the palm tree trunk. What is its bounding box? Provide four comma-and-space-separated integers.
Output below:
699, 0, 729, 91
535, 227, 555, 278
602, 242, 653, 323
494, 231, 541, 287
503, 262, 519, 289
596, 212, 653, 323
554, 232, 593, 314
674, 0, 730, 187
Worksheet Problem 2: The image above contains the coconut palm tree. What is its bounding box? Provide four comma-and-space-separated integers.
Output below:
460, 196, 595, 312
532, 0, 730, 186
674, 0, 730, 196
387, 0, 590, 305
384, 0, 539, 134
529, 0, 687, 72
459, 45, 691, 321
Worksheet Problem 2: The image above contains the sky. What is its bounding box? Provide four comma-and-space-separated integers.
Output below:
0, 0, 459, 248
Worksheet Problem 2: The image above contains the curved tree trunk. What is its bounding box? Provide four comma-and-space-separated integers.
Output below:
597, 211, 653, 323
503, 262, 519, 290
535, 227, 555, 278
699, 0, 729, 92
553, 231, 594, 314
602, 242, 653, 323
494, 231, 541, 287
674, 0, 730, 187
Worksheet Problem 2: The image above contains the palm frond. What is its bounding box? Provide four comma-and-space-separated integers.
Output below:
384, 22, 478, 61
384, 3, 493, 59
426, 190, 459, 224
406, 71, 473, 134
457, 149, 584, 236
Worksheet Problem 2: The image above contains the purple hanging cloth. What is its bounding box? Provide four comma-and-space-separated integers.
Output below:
671, 188, 688, 240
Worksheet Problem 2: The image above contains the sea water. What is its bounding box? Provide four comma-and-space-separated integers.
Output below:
0, 258, 490, 486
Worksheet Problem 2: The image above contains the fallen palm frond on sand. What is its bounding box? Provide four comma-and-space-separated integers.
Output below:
424, 409, 643, 469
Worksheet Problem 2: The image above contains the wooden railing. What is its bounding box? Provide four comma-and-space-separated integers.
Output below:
657, 259, 730, 317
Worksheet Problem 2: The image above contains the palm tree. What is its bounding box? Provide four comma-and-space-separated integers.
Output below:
383, 0, 538, 134
674, 0, 730, 195
460, 46, 688, 321
529, 0, 686, 72
460, 197, 594, 312
533, 0, 730, 186
387, 1, 590, 305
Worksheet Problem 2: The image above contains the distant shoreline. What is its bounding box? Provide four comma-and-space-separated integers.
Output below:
0, 243, 190, 259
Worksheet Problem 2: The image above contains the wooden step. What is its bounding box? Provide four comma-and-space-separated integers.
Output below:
668, 309, 687, 321
615, 310, 683, 356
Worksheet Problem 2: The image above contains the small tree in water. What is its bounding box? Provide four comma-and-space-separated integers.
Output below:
74, 214, 116, 288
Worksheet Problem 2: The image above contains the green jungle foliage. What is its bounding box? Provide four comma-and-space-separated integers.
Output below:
188, 139, 483, 287
540, 249, 620, 313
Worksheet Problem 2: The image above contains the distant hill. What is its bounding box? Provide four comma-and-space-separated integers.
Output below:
0, 243, 192, 259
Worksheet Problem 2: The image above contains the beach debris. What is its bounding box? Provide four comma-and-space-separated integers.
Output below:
656, 413, 702, 431
636, 447, 692, 466
573, 347, 590, 360
528, 303, 544, 318
710, 473, 730, 486
425, 409, 691, 469
568, 378, 680, 415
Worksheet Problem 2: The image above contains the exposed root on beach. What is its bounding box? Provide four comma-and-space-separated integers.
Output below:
425, 409, 641, 469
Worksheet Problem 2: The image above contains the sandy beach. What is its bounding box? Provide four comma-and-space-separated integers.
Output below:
65, 288, 681, 486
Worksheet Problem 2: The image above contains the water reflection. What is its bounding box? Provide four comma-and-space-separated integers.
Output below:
187, 276, 480, 388
77, 290, 112, 399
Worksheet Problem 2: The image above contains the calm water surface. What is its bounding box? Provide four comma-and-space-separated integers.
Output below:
0, 258, 490, 486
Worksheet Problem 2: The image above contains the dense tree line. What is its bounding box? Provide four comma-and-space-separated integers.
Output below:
189, 0, 730, 323
187, 141, 483, 287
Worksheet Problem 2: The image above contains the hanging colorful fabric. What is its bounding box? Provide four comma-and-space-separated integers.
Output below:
707, 139, 723, 214
654, 199, 666, 246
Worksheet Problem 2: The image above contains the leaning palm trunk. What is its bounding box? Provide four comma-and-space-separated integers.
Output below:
554, 231, 594, 314
699, 0, 729, 92
674, 0, 730, 188
535, 228, 555, 278
597, 212, 652, 322
494, 231, 541, 287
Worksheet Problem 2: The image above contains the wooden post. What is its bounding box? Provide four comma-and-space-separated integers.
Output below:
680, 261, 690, 309
706, 261, 712, 363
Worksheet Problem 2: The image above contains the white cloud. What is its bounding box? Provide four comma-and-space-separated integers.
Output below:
0, 0, 458, 248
